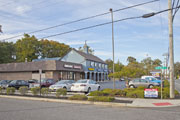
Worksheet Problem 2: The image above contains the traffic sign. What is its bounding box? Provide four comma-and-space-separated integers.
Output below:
155, 66, 167, 70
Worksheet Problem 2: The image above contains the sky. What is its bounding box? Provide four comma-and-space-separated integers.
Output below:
0, 0, 180, 65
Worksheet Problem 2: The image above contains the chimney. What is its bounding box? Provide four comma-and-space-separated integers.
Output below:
83, 40, 89, 54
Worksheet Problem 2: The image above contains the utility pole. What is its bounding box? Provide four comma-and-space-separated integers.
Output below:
109, 8, 115, 89
168, 0, 175, 98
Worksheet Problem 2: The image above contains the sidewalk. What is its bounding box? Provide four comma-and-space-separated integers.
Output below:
115, 97, 180, 107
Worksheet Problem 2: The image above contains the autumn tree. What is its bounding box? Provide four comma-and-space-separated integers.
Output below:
39, 39, 70, 58
0, 41, 15, 63
15, 34, 39, 62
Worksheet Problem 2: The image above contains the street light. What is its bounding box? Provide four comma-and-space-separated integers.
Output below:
109, 8, 115, 89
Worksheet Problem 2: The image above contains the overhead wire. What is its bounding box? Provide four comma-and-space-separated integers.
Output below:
40, 5, 180, 39
0, 0, 160, 41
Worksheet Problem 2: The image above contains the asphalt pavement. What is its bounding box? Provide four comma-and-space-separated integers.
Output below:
98, 80, 126, 90
0, 97, 180, 120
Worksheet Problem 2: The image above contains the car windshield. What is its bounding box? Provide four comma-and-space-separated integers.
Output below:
10, 80, 17, 84
55, 80, 72, 84
76, 80, 87, 83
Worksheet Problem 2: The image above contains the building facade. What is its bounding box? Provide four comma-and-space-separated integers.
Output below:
61, 43, 108, 81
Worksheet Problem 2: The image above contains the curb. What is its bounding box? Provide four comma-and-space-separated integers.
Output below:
0, 95, 131, 108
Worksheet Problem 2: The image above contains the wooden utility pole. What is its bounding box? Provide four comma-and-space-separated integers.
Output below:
168, 0, 175, 98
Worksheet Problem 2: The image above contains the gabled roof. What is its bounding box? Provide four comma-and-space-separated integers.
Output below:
72, 49, 106, 64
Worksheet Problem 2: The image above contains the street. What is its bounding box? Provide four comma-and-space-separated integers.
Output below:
98, 81, 126, 90
0, 97, 180, 120
175, 79, 180, 92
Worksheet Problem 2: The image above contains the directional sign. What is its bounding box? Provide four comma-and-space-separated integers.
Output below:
155, 66, 167, 70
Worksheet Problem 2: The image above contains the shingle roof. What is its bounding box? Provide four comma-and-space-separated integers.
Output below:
73, 49, 106, 64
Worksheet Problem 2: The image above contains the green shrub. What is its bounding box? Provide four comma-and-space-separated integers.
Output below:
163, 80, 170, 87
88, 96, 115, 102
0, 87, 2, 94
88, 91, 105, 96
68, 94, 88, 100
113, 89, 127, 97
56, 88, 67, 97
126, 90, 144, 98
6, 87, 16, 95
19, 86, 28, 95
102, 88, 114, 96
31, 87, 40, 96
136, 86, 146, 90
41, 88, 49, 96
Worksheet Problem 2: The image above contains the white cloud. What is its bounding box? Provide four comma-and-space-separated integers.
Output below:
15, 5, 31, 16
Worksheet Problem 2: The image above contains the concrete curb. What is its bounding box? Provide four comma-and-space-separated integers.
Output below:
0, 95, 130, 108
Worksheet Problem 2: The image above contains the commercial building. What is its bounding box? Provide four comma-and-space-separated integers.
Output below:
0, 43, 108, 81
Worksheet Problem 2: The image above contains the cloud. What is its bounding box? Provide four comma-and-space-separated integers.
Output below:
15, 5, 31, 16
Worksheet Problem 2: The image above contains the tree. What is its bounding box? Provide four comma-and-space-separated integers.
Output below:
141, 57, 153, 75
39, 39, 70, 58
15, 34, 39, 62
127, 56, 136, 64
153, 59, 162, 66
0, 41, 15, 63
105, 59, 124, 72
174, 62, 180, 78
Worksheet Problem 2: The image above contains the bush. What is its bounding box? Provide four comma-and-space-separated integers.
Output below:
0, 87, 2, 94
88, 91, 105, 96
6, 87, 16, 95
31, 87, 40, 96
41, 88, 49, 96
68, 94, 88, 100
113, 89, 127, 97
126, 90, 144, 98
163, 80, 170, 87
56, 88, 67, 97
88, 96, 115, 102
102, 88, 114, 96
136, 86, 146, 90
19, 86, 28, 95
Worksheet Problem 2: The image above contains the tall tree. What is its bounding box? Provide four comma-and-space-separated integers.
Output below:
174, 62, 180, 78
153, 59, 162, 66
39, 39, 70, 58
0, 41, 15, 63
15, 34, 39, 62
127, 56, 136, 64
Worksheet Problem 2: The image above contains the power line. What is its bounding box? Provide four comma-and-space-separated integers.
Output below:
0, 0, 159, 41
40, 5, 180, 39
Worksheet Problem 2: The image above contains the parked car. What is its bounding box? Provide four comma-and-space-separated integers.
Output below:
28, 79, 39, 88
0, 80, 12, 89
71, 79, 100, 93
8, 80, 29, 89
30, 78, 55, 88
128, 78, 160, 88
49, 80, 75, 91
141, 76, 162, 84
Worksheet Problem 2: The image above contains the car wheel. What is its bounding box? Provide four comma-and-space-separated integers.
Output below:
129, 85, 135, 88
149, 84, 154, 88
87, 87, 91, 93
63, 87, 67, 90
97, 86, 100, 91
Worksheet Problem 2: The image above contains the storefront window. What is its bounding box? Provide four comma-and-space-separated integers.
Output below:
90, 61, 94, 67
67, 72, 74, 80
99, 63, 101, 68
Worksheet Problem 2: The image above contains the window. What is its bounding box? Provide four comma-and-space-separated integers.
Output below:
95, 62, 98, 68
98, 63, 101, 68
105, 65, 108, 69
102, 64, 104, 69
90, 61, 94, 67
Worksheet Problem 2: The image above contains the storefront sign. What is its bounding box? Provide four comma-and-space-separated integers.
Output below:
64, 64, 73, 68
74, 65, 81, 69
144, 89, 158, 98
88, 68, 94, 71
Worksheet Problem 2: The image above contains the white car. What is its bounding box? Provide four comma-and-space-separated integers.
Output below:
71, 79, 100, 93
49, 80, 75, 91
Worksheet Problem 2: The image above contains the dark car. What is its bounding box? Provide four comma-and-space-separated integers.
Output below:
30, 78, 55, 88
0, 80, 12, 89
8, 80, 29, 89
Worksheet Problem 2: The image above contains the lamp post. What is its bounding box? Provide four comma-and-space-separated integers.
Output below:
109, 8, 115, 89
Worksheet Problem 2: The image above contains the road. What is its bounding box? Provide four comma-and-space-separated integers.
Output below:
0, 97, 180, 120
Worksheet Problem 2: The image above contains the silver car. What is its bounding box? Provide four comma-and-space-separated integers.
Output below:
128, 79, 160, 88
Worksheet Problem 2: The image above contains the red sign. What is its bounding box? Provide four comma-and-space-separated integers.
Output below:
144, 89, 158, 98
74, 65, 81, 69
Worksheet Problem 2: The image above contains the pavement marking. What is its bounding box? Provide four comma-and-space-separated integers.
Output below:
152, 102, 173, 106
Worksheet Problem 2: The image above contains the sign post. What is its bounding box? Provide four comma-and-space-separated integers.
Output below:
155, 66, 167, 99
39, 69, 42, 96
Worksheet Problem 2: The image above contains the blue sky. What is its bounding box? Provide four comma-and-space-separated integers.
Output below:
0, 0, 180, 65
